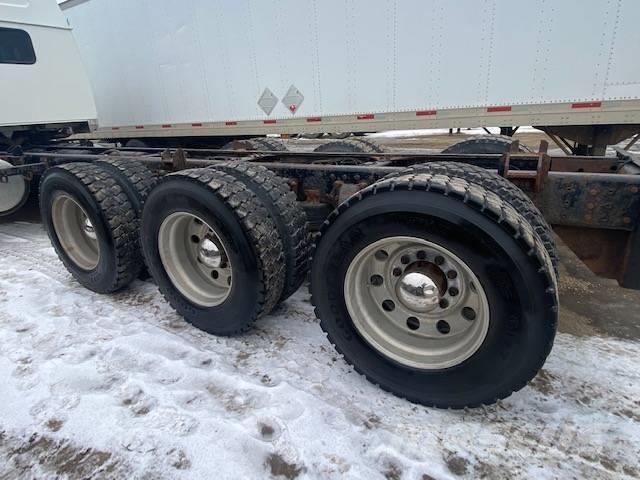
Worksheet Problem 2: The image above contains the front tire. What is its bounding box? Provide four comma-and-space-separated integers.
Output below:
311, 171, 558, 408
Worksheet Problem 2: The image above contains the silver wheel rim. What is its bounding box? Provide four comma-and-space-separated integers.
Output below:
344, 236, 490, 370
51, 193, 100, 270
158, 212, 232, 307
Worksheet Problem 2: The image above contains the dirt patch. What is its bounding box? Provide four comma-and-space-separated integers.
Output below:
364, 414, 381, 430
168, 448, 191, 470
112, 291, 156, 307
614, 408, 640, 422
444, 452, 470, 476
555, 242, 640, 340
236, 351, 251, 366
259, 423, 275, 440
45, 419, 64, 433
1, 432, 130, 478
383, 461, 403, 480
265, 453, 305, 479
528, 369, 557, 395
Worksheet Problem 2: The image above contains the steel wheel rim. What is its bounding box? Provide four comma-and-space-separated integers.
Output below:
51, 192, 100, 271
344, 236, 490, 370
158, 212, 232, 307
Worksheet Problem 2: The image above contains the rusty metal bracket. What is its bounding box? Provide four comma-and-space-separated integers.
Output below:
161, 148, 188, 170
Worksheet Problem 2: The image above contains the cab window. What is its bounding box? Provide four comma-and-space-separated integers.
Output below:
0, 27, 36, 64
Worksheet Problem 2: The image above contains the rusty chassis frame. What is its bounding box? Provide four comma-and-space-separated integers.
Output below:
2, 140, 640, 289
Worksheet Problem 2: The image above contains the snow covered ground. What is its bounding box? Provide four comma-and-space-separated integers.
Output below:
1, 220, 640, 479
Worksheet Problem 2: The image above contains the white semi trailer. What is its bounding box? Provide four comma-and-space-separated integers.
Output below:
61, 0, 640, 154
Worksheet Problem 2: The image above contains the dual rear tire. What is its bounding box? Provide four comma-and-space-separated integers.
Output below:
39, 163, 145, 293
140, 166, 310, 335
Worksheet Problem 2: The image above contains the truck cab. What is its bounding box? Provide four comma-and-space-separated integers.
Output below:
0, 0, 96, 148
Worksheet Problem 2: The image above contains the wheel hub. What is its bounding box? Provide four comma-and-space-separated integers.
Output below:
198, 236, 223, 268
344, 236, 490, 370
50, 193, 100, 271
158, 213, 233, 307
396, 271, 439, 312
83, 216, 97, 240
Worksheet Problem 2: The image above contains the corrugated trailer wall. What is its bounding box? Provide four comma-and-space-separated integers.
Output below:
62, 0, 640, 131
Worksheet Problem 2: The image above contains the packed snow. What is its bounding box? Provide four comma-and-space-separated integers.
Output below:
1, 221, 639, 479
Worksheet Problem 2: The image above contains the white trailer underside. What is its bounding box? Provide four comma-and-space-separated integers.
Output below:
62, 0, 640, 139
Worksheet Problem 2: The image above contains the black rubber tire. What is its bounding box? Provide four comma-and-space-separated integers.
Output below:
310, 170, 558, 409
221, 137, 287, 152
349, 137, 385, 153
221, 139, 263, 151
125, 139, 149, 148
313, 139, 373, 154
140, 168, 286, 335
94, 159, 160, 279
299, 133, 323, 139
39, 163, 143, 293
327, 132, 351, 139
383, 162, 558, 277
212, 162, 311, 302
94, 159, 158, 216
252, 137, 288, 151
442, 135, 532, 154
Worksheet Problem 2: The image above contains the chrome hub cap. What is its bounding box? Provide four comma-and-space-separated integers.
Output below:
158, 213, 232, 307
397, 272, 440, 312
51, 193, 101, 271
197, 236, 223, 268
83, 217, 97, 240
344, 236, 490, 369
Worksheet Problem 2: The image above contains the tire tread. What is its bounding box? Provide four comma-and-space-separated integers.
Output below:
158, 168, 286, 331
213, 162, 310, 301
45, 162, 142, 292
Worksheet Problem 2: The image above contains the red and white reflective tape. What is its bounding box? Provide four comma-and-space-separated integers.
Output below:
100, 100, 610, 133
572, 101, 602, 109
487, 106, 512, 113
